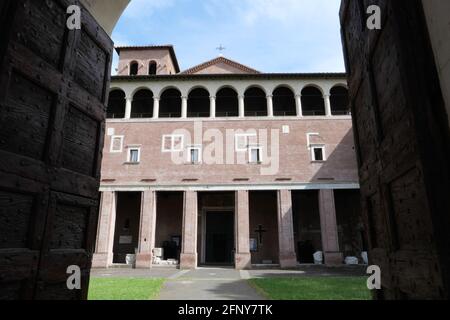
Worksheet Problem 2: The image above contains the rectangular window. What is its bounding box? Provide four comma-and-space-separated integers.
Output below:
249, 146, 262, 164
235, 133, 257, 152
187, 146, 201, 164
162, 135, 184, 152
311, 145, 326, 162
127, 147, 140, 163
110, 135, 124, 153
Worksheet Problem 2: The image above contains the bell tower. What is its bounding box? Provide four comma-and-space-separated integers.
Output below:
116, 45, 180, 76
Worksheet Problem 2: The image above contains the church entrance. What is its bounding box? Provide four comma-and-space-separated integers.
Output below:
204, 211, 235, 265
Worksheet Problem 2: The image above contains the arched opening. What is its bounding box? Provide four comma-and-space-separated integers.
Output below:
148, 61, 157, 75
129, 61, 139, 76
188, 88, 210, 118
301, 86, 325, 116
107, 89, 126, 119
216, 87, 239, 117
330, 86, 350, 116
159, 88, 182, 118
245, 87, 267, 117
273, 86, 296, 116
131, 89, 154, 118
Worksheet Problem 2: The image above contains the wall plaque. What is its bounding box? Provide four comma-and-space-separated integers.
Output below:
119, 235, 132, 244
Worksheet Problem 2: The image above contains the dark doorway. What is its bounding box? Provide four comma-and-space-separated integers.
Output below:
112, 192, 141, 264
249, 191, 279, 264
292, 190, 322, 264
155, 192, 183, 262
205, 211, 234, 265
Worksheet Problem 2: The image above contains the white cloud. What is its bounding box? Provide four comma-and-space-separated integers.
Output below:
111, 0, 345, 73
203, 0, 340, 27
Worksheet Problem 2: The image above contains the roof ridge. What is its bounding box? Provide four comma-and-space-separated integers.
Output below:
181, 56, 261, 74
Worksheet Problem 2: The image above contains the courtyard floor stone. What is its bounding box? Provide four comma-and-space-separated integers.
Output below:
90, 265, 366, 300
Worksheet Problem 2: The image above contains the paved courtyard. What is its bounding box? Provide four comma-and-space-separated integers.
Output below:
90, 265, 366, 300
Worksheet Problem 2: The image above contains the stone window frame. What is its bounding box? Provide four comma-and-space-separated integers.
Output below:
187, 145, 202, 164
310, 144, 326, 162
235, 133, 257, 152
162, 134, 184, 153
110, 135, 124, 153
126, 146, 141, 164
248, 145, 263, 164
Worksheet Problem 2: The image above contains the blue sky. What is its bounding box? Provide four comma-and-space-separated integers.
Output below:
111, 0, 345, 74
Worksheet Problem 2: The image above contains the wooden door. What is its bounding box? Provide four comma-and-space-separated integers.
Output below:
340, 0, 450, 299
0, 0, 113, 299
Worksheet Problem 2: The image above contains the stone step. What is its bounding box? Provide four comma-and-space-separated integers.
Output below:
109, 263, 134, 269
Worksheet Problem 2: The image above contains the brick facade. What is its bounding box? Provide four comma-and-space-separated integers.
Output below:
93, 46, 362, 270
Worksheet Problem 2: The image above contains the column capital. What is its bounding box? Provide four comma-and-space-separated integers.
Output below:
153, 96, 160, 101
210, 95, 216, 100
266, 94, 273, 98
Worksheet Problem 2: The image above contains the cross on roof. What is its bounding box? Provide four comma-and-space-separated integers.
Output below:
216, 44, 226, 55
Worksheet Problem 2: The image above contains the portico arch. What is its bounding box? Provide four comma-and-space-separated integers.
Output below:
330, 85, 350, 116
273, 86, 296, 116
188, 88, 210, 118
244, 86, 267, 117
216, 87, 239, 117
301, 86, 325, 116
160, 88, 182, 118
107, 89, 126, 118
132, 89, 154, 118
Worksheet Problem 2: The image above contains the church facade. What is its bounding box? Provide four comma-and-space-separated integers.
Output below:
92, 45, 364, 270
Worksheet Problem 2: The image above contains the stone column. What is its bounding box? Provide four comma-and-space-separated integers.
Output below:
235, 190, 251, 269
238, 95, 245, 118
92, 192, 117, 268
136, 191, 157, 269
180, 191, 198, 269
318, 189, 343, 265
324, 94, 332, 117
125, 97, 132, 119
153, 97, 160, 119
277, 190, 297, 268
210, 95, 216, 118
295, 94, 303, 117
181, 95, 188, 118
267, 95, 274, 117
